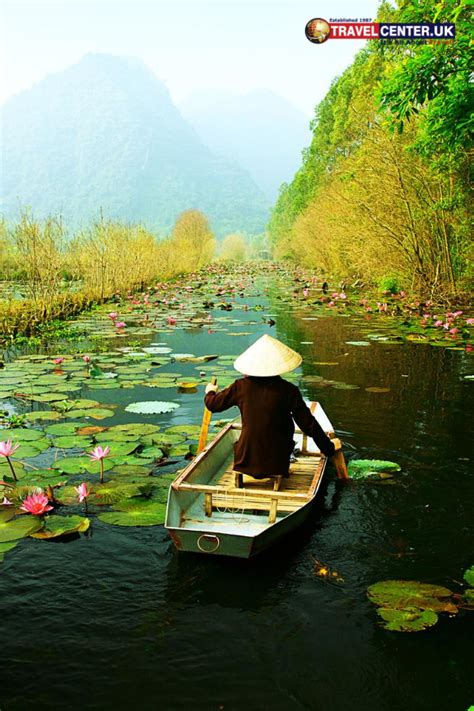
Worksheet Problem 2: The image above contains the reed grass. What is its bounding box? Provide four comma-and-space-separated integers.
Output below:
0, 209, 217, 341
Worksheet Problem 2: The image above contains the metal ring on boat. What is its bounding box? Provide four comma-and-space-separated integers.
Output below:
197, 534, 220, 553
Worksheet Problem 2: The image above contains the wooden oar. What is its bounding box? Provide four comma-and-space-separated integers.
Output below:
331, 437, 349, 479
197, 377, 217, 453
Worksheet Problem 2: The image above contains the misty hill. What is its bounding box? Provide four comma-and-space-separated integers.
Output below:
1, 54, 269, 236
180, 89, 311, 200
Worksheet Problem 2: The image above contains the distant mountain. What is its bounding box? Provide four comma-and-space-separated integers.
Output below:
180, 89, 311, 200
1, 54, 269, 236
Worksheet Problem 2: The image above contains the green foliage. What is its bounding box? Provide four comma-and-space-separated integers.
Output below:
268, 0, 472, 296
378, 0, 473, 156
378, 275, 402, 294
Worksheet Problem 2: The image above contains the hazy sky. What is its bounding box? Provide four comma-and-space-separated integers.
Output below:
1, 0, 383, 116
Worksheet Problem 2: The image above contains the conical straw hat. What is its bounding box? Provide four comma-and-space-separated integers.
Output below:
234, 334, 302, 377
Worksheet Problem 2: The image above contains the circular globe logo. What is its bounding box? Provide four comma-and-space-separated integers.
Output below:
305, 18, 331, 44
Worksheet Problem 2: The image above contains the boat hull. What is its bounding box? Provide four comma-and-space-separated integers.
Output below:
166, 491, 318, 559
165, 404, 332, 558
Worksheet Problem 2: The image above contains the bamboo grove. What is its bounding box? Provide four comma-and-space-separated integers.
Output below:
268, 0, 472, 297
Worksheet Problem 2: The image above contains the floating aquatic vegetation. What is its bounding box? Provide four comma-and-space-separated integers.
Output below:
30, 514, 90, 539
165, 424, 203, 438
464, 566, 474, 586
172, 354, 218, 363
365, 387, 391, 393
348, 460, 401, 480
124, 401, 180, 414
52, 456, 114, 476
142, 346, 172, 354
376, 607, 438, 632
3, 428, 44, 442
63, 407, 115, 420
45, 422, 84, 436
98, 498, 166, 527
367, 580, 457, 614
52, 436, 93, 449
15, 440, 51, 458
0, 513, 42, 542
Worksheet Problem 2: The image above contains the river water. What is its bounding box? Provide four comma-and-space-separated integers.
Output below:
1, 270, 473, 710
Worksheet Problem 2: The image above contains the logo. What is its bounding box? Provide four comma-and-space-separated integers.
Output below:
305, 18, 456, 43
305, 18, 331, 44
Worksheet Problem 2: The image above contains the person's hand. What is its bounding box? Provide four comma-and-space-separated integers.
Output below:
205, 383, 218, 394
331, 437, 342, 451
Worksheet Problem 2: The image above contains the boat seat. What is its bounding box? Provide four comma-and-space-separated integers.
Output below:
234, 471, 282, 492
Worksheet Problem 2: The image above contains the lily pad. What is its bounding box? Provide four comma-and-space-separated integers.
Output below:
24, 411, 63, 422
124, 401, 180, 415
165, 424, 203, 438
11, 443, 44, 459
141, 433, 186, 446
0, 515, 42, 542
376, 607, 438, 632
463, 566, 474, 586
92, 441, 139, 457
91, 481, 142, 504
139, 446, 165, 460
345, 341, 371, 346
52, 436, 93, 449
367, 580, 457, 613
348, 460, 401, 480
113, 465, 151, 477
22, 471, 69, 487
30, 392, 66, 403
30, 514, 90, 539
52, 457, 114, 475
2, 428, 44, 442
66, 408, 115, 420
45, 422, 83, 436
98, 501, 166, 527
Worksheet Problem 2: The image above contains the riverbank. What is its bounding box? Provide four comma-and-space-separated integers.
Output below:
2, 262, 472, 352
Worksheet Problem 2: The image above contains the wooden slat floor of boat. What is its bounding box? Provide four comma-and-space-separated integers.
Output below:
210, 455, 321, 513
216, 456, 320, 493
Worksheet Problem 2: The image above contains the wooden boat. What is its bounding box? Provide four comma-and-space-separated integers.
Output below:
165, 401, 336, 558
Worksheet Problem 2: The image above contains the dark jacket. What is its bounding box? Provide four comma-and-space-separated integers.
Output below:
204, 375, 335, 478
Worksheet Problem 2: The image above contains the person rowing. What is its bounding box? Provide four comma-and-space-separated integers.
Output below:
204, 334, 348, 482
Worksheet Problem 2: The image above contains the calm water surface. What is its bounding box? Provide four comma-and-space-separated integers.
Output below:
1, 275, 473, 711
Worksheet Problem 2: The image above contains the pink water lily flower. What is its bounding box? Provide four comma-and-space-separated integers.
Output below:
167, 316, 177, 325
303, 288, 309, 298
449, 327, 459, 336
88, 446, 110, 483
107, 312, 118, 320
466, 318, 474, 326
0, 440, 20, 458
115, 321, 126, 329
75, 482, 91, 503
53, 357, 64, 365
434, 320, 443, 327
82, 355, 91, 363
0, 496, 13, 505
20, 491, 53, 515
88, 446, 110, 461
